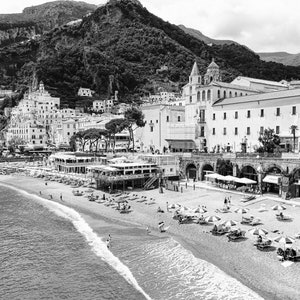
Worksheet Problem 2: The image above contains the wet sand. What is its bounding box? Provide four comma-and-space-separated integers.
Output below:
1, 174, 300, 300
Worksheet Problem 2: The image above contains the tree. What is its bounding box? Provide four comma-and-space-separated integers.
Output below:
257, 128, 280, 153
7, 136, 25, 153
216, 159, 233, 176
105, 118, 127, 152
290, 125, 298, 152
124, 107, 145, 151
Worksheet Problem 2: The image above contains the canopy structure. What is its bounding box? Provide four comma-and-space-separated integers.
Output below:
235, 177, 257, 184
205, 173, 220, 179
263, 175, 281, 185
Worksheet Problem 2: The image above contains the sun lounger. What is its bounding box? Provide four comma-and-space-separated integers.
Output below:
241, 216, 254, 224
249, 218, 262, 226
215, 208, 230, 213
197, 217, 208, 225
254, 239, 272, 250
276, 214, 293, 221
227, 230, 246, 241
211, 225, 229, 235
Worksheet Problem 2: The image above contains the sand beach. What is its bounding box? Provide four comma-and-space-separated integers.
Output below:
1, 173, 300, 300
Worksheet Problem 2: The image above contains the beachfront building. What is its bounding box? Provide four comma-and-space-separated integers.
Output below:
141, 154, 180, 179
50, 152, 107, 174
87, 160, 159, 191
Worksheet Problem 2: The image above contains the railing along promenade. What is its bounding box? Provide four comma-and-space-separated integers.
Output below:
93, 172, 155, 182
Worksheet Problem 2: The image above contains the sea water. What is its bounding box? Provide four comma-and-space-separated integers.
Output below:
0, 184, 263, 300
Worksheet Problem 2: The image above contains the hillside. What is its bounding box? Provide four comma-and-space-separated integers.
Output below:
0, 1, 97, 48
258, 52, 300, 67
1, 0, 300, 107
179, 25, 239, 47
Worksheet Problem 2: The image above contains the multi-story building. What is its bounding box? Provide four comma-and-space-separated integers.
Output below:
137, 60, 300, 154
78, 87, 93, 97
93, 99, 114, 113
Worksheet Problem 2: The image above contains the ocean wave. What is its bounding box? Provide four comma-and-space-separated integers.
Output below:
131, 238, 264, 300
0, 184, 151, 300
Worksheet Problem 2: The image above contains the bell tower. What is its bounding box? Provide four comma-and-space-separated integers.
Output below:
204, 58, 221, 85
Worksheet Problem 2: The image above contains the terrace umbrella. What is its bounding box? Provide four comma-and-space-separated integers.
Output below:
248, 228, 268, 236
224, 175, 238, 182
221, 220, 238, 227
205, 215, 221, 223
272, 204, 286, 211
236, 177, 257, 184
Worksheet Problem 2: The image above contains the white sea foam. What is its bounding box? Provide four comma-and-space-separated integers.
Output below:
136, 238, 264, 300
1, 184, 151, 300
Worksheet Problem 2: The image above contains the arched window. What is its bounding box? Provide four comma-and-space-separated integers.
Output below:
223, 91, 226, 98
202, 91, 206, 101
207, 90, 211, 101
217, 90, 220, 98
229, 91, 232, 98
235, 92, 237, 97
240, 92, 243, 96
198, 77, 201, 83
197, 91, 200, 101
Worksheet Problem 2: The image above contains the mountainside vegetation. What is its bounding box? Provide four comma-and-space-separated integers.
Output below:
1, 0, 300, 108
258, 52, 300, 67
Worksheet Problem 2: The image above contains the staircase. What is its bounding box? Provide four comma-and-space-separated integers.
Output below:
144, 175, 158, 190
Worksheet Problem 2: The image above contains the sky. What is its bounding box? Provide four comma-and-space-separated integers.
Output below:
1, 0, 300, 53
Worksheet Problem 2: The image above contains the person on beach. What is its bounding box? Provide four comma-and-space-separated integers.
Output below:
146, 226, 151, 234
224, 197, 227, 208
106, 239, 111, 249
49, 194, 53, 200
60, 193, 63, 201
45, 182, 47, 186
39, 191, 42, 195
166, 201, 169, 212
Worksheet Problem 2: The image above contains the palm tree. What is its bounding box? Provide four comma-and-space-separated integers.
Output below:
290, 125, 298, 152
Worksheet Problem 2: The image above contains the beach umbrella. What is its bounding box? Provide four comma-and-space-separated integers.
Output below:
273, 236, 295, 244
248, 227, 268, 236
220, 220, 238, 227
234, 208, 249, 214
272, 204, 286, 211
235, 177, 257, 184
205, 215, 221, 223
194, 206, 207, 214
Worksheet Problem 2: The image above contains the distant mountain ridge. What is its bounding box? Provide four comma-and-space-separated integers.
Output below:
179, 24, 240, 47
258, 52, 300, 67
0, 1, 97, 47
0, 0, 300, 107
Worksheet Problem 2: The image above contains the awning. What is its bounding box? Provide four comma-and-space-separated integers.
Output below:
166, 139, 196, 150
263, 175, 281, 185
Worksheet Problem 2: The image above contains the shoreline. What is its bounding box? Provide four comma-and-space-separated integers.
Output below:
1, 175, 300, 300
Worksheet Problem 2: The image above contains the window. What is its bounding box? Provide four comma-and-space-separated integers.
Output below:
212, 128, 215, 135
207, 90, 211, 100
260, 109, 264, 117
229, 91, 232, 98
260, 126, 264, 134
223, 127, 227, 135
156, 120, 158, 123
223, 91, 226, 98
276, 126, 280, 134
178, 116, 181, 122
197, 91, 200, 101
223, 112, 227, 120
166, 116, 169, 122
235, 92, 237, 97
189, 96, 192, 103
202, 91, 206, 101
247, 127, 250, 135
200, 126, 205, 137
235, 111, 238, 119
247, 110, 251, 118
150, 127, 153, 132
213, 113, 216, 120
217, 90, 220, 98
234, 127, 238, 135
276, 107, 280, 116
292, 106, 296, 115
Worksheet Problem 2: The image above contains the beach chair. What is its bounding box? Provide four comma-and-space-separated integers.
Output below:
227, 229, 246, 241
254, 239, 272, 250
249, 218, 262, 226
197, 217, 208, 225
211, 224, 229, 235
241, 216, 254, 224
215, 207, 230, 213
276, 214, 293, 221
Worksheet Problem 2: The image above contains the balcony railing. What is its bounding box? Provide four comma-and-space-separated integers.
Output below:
93, 173, 156, 182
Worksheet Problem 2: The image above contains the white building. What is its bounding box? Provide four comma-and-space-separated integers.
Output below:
78, 87, 93, 97
93, 99, 114, 113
